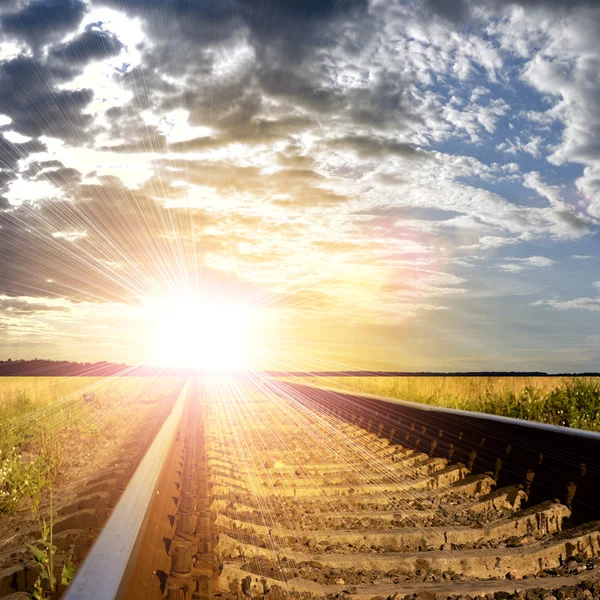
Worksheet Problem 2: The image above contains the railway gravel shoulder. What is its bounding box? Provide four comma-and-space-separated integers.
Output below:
0, 379, 183, 599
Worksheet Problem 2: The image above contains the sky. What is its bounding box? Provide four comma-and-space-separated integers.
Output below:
0, 0, 599, 372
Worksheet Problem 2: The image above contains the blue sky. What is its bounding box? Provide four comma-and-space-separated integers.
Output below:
0, 0, 598, 370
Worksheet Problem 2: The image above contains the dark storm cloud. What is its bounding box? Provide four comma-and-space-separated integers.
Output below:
210, 91, 263, 136
0, 2, 115, 198
234, 116, 318, 144
253, 65, 412, 134
103, 0, 414, 178
0, 55, 94, 140
348, 79, 414, 129
20, 159, 65, 180
422, 0, 470, 23
259, 68, 346, 114
0, 137, 46, 173
98, 0, 372, 148
1, 0, 87, 48
99, 0, 242, 48
239, 0, 368, 60
327, 136, 422, 159
103, 0, 367, 57
51, 24, 124, 65
239, 0, 367, 29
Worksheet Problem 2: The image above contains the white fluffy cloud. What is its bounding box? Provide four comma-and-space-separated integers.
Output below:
533, 282, 600, 311
489, 5, 600, 219
499, 255, 555, 273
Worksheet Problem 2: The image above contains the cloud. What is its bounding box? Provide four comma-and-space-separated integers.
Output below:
327, 136, 423, 160
0, 179, 194, 301
497, 135, 544, 158
0, 0, 599, 367
51, 23, 124, 65
1, 0, 87, 49
533, 281, 600, 311
0, 55, 94, 141
488, 6, 600, 219
522, 172, 594, 235
4, 178, 65, 205
51, 231, 87, 241
498, 255, 555, 272
0, 136, 46, 196
422, 0, 599, 25
522, 256, 555, 267
0, 295, 70, 314
102, 0, 369, 60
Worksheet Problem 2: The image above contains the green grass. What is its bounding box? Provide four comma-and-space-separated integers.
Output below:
0, 377, 182, 514
297, 376, 600, 432
0, 445, 50, 513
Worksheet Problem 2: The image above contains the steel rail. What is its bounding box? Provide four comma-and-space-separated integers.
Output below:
273, 379, 600, 524
63, 378, 191, 600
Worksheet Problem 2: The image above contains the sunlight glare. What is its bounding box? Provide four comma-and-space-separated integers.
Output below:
147, 297, 251, 370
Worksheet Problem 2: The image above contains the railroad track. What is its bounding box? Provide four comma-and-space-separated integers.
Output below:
53, 377, 600, 599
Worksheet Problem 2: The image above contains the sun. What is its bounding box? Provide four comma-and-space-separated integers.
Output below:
146, 296, 252, 370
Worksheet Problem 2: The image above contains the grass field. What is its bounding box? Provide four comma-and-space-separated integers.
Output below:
0, 376, 181, 513
298, 376, 600, 432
